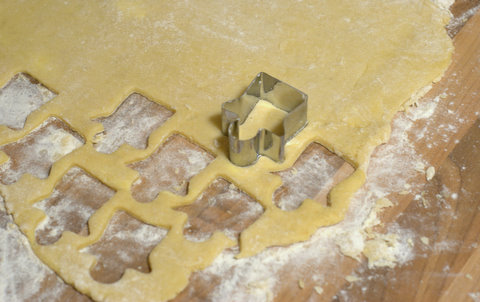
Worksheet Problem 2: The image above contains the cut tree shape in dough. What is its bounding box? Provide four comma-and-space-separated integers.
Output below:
176, 178, 264, 242
0, 73, 57, 130
93, 92, 174, 154
0, 117, 84, 185
34, 166, 116, 245
83, 211, 168, 284
273, 142, 355, 210
129, 134, 215, 202
0, 0, 453, 301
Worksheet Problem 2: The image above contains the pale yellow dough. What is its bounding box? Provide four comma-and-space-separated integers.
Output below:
0, 0, 452, 301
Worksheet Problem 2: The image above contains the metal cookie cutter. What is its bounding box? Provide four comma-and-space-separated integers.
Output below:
221, 72, 308, 166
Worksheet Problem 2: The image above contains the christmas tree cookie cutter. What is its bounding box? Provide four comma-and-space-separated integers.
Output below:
221, 72, 308, 166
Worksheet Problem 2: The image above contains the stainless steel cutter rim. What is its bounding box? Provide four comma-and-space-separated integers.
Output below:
221, 72, 308, 167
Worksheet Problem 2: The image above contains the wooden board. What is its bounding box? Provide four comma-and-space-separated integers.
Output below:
1, 1, 480, 301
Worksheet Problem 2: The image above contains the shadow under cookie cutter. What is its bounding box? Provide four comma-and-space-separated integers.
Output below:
221, 72, 308, 167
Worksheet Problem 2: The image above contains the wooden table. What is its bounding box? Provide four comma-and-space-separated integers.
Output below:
1, 1, 479, 301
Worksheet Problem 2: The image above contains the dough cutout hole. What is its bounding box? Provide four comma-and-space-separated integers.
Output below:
273, 143, 354, 211
93, 92, 174, 154
82, 211, 168, 284
129, 134, 214, 202
0, 117, 84, 185
175, 178, 264, 243
0, 73, 57, 130
34, 167, 115, 245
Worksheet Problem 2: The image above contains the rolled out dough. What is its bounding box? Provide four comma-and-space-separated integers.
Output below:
0, 0, 452, 301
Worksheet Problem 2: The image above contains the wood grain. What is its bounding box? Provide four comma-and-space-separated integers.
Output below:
332, 119, 480, 302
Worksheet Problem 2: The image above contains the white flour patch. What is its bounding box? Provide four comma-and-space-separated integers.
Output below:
469, 292, 480, 302
0, 196, 82, 301
0, 73, 56, 130
130, 135, 214, 201
0, 118, 84, 184
93, 93, 173, 154
33, 167, 115, 245
433, 240, 461, 253
81, 211, 168, 264
183, 178, 264, 242
447, 5, 480, 35
407, 95, 440, 121
275, 153, 339, 211
105, 216, 168, 246
178, 148, 212, 173
33, 125, 83, 163
362, 223, 416, 269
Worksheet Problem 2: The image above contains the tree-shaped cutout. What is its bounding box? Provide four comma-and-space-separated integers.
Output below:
273, 143, 354, 211
129, 134, 214, 202
34, 167, 115, 245
176, 178, 264, 242
0, 73, 57, 130
83, 211, 168, 284
0, 117, 84, 185
93, 93, 173, 154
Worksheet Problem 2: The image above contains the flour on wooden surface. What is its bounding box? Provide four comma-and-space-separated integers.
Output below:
209, 189, 264, 241
34, 167, 115, 245
93, 93, 173, 154
182, 178, 264, 242
0, 73, 56, 130
32, 123, 83, 163
0, 118, 84, 184
130, 135, 214, 201
0, 196, 85, 302
447, 5, 480, 36
275, 153, 338, 211
79, 211, 168, 284
82, 211, 168, 262
406, 94, 440, 121
82, 211, 168, 256
104, 214, 168, 246
469, 292, 480, 302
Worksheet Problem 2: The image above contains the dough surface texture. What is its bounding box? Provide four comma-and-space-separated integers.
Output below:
0, 0, 452, 301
